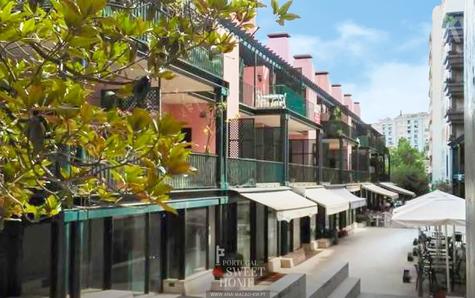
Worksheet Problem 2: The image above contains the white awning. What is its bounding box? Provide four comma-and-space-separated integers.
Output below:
295, 187, 350, 216
362, 183, 399, 200
331, 188, 367, 209
379, 182, 416, 198
233, 187, 319, 222
346, 183, 361, 193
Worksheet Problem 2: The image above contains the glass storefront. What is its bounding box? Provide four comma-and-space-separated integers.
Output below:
81, 219, 104, 293
111, 215, 146, 292
237, 200, 251, 262
292, 218, 301, 250
310, 215, 317, 241
267, 209, 278, 259
185, 208, 208, 277
22, 222, 51, 297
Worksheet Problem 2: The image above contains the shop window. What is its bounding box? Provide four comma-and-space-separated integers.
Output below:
22, 222, 51, 297
111, 215, 146, 293
185, 208, 208, 277
267, 209, 278, 259
81, 219, 104, 293
292, 218, 301, 250
237, 200, 251, 262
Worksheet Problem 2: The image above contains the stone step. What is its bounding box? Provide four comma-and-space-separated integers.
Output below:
328, 277, 360, 298
308, 262, 349, 298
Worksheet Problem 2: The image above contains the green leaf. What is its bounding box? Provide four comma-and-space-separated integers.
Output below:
279, 0, 293, 15
271, 0, 279, 13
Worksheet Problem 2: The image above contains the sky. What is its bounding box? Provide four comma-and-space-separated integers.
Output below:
256, 0, 441, 123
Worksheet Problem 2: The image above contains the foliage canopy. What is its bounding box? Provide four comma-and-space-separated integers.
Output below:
0, 0, 298, 222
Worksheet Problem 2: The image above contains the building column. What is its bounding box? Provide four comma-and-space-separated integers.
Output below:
317, 130, 324, 184
281, 113, 290, 185
464, 0, 475, 294
215, 87, 228, 190
338, 138, 344, 184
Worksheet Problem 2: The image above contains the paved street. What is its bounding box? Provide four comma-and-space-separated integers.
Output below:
281, 227, 419, 297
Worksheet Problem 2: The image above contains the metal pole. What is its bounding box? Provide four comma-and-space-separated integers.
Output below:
465, 0, 475, 296
445, 224, 451, 292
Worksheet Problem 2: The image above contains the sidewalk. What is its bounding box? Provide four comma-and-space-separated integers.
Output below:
279, 227, 419, 297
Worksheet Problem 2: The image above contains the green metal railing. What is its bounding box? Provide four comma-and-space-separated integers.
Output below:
103, 3, 223, 77
228, 158, 257, 186
240, 81, 307, 117
273, 85, 306, 117
169, 153, 218, 189
321, 167, 339, 184
289, 163, 318, 183
228, 158, 284, 186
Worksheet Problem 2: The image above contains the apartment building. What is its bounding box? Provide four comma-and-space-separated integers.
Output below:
428, 0, 465, 192
0, 3, 396, 298
372, 112, 430, 152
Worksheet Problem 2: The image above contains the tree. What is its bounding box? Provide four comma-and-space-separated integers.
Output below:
390, 138, 429, 196
0, 0, 298, 222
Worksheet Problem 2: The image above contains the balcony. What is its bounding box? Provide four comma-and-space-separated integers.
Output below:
359, 135, 386, 153
90, 153, 218, 191
169, 153, 218, 189
228, 158, 284, 186
289, 163, 318, 183
240, 82, 307, 118
322, 120, 353, 139
445, 51, 464, 70
446, 108, 464, 124
321, 167, 339, 184
103, 2, 223, 77
445, 79, 464, 98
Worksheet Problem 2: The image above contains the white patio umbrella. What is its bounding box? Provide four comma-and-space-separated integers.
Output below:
391, 191, 466, 293
393, 190, 463, 214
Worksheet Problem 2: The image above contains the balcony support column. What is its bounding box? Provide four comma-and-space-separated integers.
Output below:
317, 129, 323, 184
355, 145, 360, 182
280, 113, 290, 185
215, 87, 228, 190
338, 137, 344, 184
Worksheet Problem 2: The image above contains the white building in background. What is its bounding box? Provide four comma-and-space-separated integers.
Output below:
372, 112, 430, 152
429, 0, 464, 184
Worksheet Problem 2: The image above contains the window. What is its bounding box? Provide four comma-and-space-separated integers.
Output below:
181, 128, 192, 148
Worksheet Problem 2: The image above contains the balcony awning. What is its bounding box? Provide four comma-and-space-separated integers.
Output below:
346, 183, 361, 193
362, 183, 399, 200
379, 182, 416, 198
295, 186, 349, 216
232, 187, 318, 222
